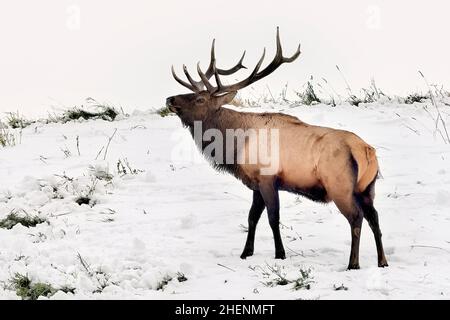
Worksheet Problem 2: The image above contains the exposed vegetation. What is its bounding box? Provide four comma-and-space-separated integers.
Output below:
10, 273, 75, 300
157, 106, 173, 117
295, 77, 321, 105
58, 97, 124, 122
11, 273, 56, 300
6, 112, 32, 129
404, 93, 428, 104
334, 283, 349, 291
234, 71, 449, 110
176, 272, 188, 283
77, 253, 114, 293
157, 272, 188, 290
116, 158, 144, 176
89, 164, 114, 181
74, 177, 98, 207
251, 263, 314, 290
0, 211, 47, 229
44, 98, 126, 124
0, 121, 20, 147
60, 106, 119, 122
157, 275, 174, 291
291, 268, 314, 290
418, 70, 450, 144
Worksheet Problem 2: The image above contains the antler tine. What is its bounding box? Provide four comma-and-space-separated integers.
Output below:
212, 27, 301, 95
172, 65, 199, 92
205, 39, 247, 78
175, 39, 248, 93
183, 65, 203, 91
214, 48, 266, 94
204, 39, 217, 79
275, 26, 283, 61
273, 26, 301, 63
213, 61, 223, 90
283, 43, 301, 63
197, 62, 216, 93
210, 50, 247, 77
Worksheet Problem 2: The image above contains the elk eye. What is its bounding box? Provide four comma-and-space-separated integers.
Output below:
196, 97, 206, 104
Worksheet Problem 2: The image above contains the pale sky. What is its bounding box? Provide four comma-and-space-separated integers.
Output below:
1, 0, 449, 117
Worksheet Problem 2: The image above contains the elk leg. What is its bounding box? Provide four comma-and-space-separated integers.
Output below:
334, 196, 364, 270
360, 198, 388, 267
259, 180, 286, 260
241, 190, 265, 259
347, 209, 364, 270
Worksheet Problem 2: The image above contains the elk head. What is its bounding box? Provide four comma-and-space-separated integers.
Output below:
166, 27, 301, 126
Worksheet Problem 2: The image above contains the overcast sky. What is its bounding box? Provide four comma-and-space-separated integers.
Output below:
1, 0, 449, 117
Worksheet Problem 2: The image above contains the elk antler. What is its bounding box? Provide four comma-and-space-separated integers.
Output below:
198, 27, 301, 95
171, 39, 247, 92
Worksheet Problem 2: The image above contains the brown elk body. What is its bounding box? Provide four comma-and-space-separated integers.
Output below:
167, 28, 388, 269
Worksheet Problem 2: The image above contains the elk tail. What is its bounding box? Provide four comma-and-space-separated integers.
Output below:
351, 145, 379, 193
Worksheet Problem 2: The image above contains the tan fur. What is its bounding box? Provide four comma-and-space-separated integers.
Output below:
230, 108, 379, 201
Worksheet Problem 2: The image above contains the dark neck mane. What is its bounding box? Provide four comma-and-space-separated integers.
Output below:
183, 107, 243, 177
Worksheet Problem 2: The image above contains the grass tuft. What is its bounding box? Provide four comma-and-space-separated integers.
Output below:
157, 106, 173, 117
61, 106, 119, 122
253, 263, 314, 290
11, 273, 56, 300
6, 112, 32, 129
157, 275, 173, 291
292, 268, 314, 290
0, 122, 20, 147
75, 197, 91, 206
176, 272, 188, 283
116, 158, 143, 176
0, 212, 47, 229
296, 78, 321, 105
45, 98, 125, 124
404, 93, 428, 104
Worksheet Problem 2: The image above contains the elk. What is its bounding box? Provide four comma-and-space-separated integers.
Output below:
166, 28, 388, 269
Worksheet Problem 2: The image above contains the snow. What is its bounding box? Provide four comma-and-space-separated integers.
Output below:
1, 101, 450, 299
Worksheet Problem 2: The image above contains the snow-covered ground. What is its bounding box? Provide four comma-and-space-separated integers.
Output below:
1, 101, 450, 299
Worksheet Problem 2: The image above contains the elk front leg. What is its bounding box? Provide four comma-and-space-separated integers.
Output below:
241, 190, 265, 259
259, 180, 285, 260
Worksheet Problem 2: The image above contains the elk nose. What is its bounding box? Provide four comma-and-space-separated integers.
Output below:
166, 97, 175, 107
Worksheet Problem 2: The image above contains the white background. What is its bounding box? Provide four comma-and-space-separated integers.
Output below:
1, 0, 449, 116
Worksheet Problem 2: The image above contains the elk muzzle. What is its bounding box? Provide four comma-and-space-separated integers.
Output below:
166, 96, 179, 113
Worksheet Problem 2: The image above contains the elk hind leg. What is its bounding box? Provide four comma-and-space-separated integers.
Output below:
356, 181, 388, 267
335, 198, 364, 270
326, 174, 364, 269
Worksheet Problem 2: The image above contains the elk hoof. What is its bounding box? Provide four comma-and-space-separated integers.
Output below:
240, 249, 253, 259
347, 263, 360, 270
275, 252, 286, 260
378, 260, 389, 268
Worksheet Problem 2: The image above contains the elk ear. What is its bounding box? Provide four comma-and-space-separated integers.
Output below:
215, 91, 237, 107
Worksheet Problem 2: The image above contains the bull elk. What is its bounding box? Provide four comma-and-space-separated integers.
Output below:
166, 28, 388, 269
